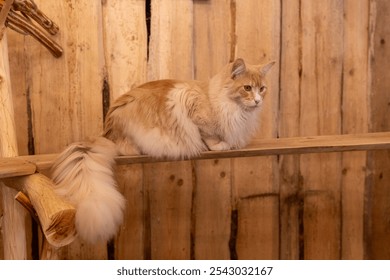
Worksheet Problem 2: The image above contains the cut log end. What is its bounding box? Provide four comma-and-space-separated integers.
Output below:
46, 209, 77, 247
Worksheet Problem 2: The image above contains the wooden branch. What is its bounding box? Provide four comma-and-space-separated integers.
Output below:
6, 10, 62, 57
3, 173, 77, 247
0, 0, 13, 40
15, 191, 38, 224
0, 132, 389, 179
0, 0, 63, 57
0, 157, 36, 179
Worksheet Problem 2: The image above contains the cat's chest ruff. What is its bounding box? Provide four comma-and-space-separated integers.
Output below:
215, 100, 261, 148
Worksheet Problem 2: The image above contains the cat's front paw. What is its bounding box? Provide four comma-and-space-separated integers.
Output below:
209, 141, 231, 151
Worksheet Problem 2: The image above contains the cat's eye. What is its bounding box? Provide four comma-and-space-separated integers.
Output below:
244, 85, 252, 91
260, 86, 267, 93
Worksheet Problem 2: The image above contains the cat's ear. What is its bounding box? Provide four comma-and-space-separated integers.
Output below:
259, 61, 276, 76
231, 58, 246, 79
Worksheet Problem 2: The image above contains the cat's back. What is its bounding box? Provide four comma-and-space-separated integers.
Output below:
105, 79, 209, 158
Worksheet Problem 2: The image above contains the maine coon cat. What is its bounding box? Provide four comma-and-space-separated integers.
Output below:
51, 58, 275, 243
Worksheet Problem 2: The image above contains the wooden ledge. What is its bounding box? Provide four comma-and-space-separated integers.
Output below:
1, 132, 390, 179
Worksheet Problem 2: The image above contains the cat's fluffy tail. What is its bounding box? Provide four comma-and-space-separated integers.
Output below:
51, 136, 125, 243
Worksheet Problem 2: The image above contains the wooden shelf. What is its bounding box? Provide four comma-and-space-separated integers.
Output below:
1, 132, 390, 179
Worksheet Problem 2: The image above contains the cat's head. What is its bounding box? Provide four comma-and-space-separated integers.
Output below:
227, 58, 275, 110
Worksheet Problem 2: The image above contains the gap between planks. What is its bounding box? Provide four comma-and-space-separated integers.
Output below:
0, 132, 390, 179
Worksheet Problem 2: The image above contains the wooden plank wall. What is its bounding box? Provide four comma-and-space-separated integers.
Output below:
0, 0, 389, 259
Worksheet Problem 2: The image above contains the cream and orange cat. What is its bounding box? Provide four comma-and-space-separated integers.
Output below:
51, 58, 275, 243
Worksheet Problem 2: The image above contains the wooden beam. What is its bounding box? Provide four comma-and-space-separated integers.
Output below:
117, 132, 390, 163
0, 132, 390, 179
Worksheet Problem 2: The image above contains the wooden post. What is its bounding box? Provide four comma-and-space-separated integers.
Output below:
0, 32, 27, 259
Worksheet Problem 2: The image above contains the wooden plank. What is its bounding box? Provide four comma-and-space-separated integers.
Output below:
193, 159, 231, 259
146, 0, 194, 259
366, 0, 390, 260
1, 132, 390, 179
147, 0, 193, 80
102, 0, 148, 101
23, 0, 107, 259
145, 162, 193, 260
236, 195, 279, 259
341, 0, 369, 260
300, 0, 344, 259
0, 34, 27, 259
101, 0, 148, 260
193, 0, 232, 260
233, 0, 281, 259
7, 31, 30, 156
115, 164, 145, 259
279, 0, 301, 260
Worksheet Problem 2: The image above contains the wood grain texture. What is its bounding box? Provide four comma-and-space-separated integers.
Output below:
193, 0, 232, 260
341, 0, 370, 259
279, 0, 301, 260
0, 34, 27, 259
366, 0, 390, 260
3, 174, 77, 247
101, 0, 148, 260
147, 0, 193, 80
145, 0, 194, 259
299, 0, 343, 259
0, 158, 35, 179
115, 165, 145, 259
145, 162, 193, 259
22, 0, 107, 259
102, 0, 147, 101
233, 0, 281, 259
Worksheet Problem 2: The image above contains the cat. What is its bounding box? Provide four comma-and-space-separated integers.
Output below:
51, 58, 275, 243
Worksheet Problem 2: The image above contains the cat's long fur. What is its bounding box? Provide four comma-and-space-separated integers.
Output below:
51, 58, 275, 243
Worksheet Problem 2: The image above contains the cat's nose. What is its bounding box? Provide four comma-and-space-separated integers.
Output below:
255, 99, 260, 105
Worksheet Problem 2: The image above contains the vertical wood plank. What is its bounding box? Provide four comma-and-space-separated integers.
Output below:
279, 0, 302, 260
0, 34, 27, 259
7, 32, 29, 155
193, 160, 232, 259
102, 0, 148, 260
146, 162, 193, 260
236, 196, 279, 259
102, 0, 148, 101
16, 0, 107, 259
366, 0, 390, 260
24, 0, 105, 154
193, 0, 232, 260
115, 165, 145, 259
147, 0, 193, 80
341, 0, 370, 259
146, 0, 194, 259
299, 0, 343, 259
234, 0, 281, 259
